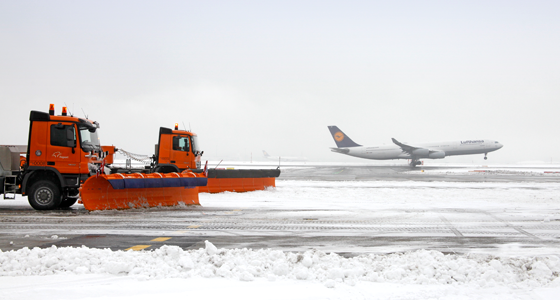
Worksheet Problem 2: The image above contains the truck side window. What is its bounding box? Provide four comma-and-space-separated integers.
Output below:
51, 125, 75, 147
172, 136, 190, 152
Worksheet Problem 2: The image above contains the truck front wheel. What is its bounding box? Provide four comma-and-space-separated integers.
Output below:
28, 180, 62, 210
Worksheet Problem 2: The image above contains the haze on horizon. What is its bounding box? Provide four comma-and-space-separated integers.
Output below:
1, 1, 559, 164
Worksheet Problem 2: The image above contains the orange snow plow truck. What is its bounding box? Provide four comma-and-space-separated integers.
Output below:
155, 125, 280, 193
107, 125, 280, 193
0, 105, 207, 211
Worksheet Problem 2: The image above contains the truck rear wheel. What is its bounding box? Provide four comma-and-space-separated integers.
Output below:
28, 180, 62, 210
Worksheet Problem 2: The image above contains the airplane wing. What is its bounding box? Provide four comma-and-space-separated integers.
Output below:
392, 138, 444, 158
391, 138, 421, 156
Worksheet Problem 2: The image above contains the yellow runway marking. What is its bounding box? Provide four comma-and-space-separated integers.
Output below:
175, 225, 201, 232
126, 245, 151, 251
151, 237, 171, 242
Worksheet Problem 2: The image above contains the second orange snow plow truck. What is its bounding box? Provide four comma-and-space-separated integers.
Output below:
154, 126, 280, 193
108, 125, 280, 193
0, 105, 207, 211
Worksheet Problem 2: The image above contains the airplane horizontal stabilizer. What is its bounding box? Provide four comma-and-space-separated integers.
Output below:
330, 147, 350, 154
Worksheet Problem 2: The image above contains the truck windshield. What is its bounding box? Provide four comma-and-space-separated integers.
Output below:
79, 127, 101, 151
192, 135, 200, 153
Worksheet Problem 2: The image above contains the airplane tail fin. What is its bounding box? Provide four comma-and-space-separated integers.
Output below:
262, 150, 270, 158
327, 126, 362, 148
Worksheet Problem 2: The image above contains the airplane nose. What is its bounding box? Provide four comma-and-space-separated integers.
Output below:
497, 143, 503, 149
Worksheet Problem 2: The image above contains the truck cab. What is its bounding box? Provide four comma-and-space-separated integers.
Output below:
154, 126, 202, 173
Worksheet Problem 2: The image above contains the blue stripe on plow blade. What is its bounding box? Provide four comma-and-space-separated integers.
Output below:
106, 177, 208, 190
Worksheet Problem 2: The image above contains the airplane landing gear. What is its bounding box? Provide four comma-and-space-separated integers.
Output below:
409, 159, 422, 167
484, 153, 488, 160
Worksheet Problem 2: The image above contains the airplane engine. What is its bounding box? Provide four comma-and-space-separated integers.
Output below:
428, 151, 445, 159
412, 149, 429, 157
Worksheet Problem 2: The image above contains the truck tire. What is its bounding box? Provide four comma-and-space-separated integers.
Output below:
59, 189, 79, 208
59, 198, 78, 208
28, 180, 62, 210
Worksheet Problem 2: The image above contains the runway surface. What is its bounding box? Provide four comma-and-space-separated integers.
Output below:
1, 164, 559, 255
278, 163, 560, 182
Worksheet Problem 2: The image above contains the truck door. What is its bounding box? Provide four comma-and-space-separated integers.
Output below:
46, 122, 80, 174
170, 135, 193, 169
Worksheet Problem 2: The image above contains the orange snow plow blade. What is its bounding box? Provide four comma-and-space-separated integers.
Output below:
79, 172, 207, 211
197, 169, 279, 193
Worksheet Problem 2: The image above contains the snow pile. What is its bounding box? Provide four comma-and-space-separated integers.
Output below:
1, 241, 559, 288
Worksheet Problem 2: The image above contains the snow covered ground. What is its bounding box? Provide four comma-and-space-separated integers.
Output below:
1, 177, 560, 299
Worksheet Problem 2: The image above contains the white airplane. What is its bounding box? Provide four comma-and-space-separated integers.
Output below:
263, 150, 308, 162
328, 126, 503, 166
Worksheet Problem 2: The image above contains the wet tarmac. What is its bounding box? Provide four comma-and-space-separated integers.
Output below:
0, 164, 559, 255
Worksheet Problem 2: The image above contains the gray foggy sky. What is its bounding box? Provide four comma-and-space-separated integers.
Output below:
1, 1, 559, 164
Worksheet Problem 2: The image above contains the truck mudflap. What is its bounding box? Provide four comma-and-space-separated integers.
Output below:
79, 172, 207, 211
198, 169, 280, 193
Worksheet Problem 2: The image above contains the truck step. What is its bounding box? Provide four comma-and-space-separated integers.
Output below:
3, 175, 18, 200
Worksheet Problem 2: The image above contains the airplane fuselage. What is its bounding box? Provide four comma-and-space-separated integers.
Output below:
337, 140, 503, 160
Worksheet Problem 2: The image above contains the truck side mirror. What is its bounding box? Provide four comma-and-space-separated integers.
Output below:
81, 144, 94, 152
66, 127, 76, 152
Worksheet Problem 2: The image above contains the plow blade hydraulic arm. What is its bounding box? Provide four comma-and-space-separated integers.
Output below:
80, 172, 207, 211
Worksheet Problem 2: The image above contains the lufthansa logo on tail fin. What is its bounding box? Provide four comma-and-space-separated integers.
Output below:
334, 132, 345, 142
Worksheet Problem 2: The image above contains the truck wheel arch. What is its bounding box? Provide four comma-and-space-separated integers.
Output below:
22, 168, 63, 195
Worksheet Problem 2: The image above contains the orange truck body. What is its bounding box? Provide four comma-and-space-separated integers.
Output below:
27, 112, 92, 177
155, 127, 199, 171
